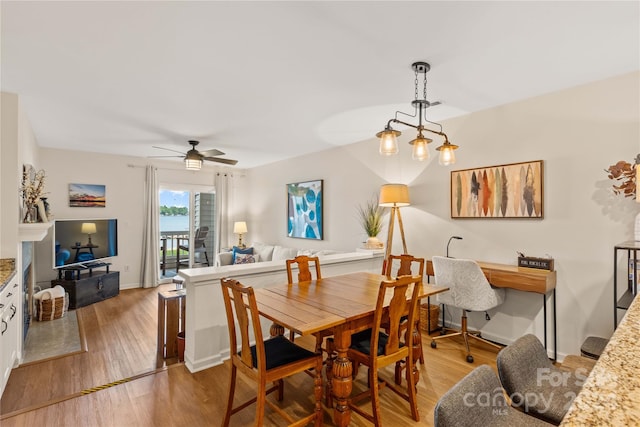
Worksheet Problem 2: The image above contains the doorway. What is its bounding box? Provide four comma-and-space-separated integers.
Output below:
159, 185, 215, 278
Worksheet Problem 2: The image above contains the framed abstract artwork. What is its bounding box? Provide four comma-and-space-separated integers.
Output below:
451, 160, 543, 218
287, 179, 323, 239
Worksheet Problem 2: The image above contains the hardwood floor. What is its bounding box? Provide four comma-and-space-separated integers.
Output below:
1, 285, 503, 426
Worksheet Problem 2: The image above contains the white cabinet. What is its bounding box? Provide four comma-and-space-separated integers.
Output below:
1, 273, 20, 396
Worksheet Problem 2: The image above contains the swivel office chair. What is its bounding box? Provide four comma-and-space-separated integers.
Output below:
430, 256, 505, 363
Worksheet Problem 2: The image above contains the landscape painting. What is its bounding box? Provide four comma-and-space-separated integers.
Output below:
69, 183, 106, 207
287, 179, 323, 240
451, 160, 543, 218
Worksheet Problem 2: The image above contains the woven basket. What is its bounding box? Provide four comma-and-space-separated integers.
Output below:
35, 293, 68, 321
419, 303, 440, 333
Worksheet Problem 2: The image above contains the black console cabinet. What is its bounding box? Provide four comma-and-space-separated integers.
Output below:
52, 271, 120, 309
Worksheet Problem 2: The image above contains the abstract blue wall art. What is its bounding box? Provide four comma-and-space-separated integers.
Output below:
287, 179, 323, 240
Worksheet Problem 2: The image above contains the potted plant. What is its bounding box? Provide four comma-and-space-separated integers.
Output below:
357, 195, 384, 249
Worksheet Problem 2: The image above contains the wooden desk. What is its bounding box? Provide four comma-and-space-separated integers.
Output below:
426, 259, 557, 359
254, 271, 448, 426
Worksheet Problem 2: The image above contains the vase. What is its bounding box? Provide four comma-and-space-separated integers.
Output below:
365, 236, 383, 249
23, 205, 38, 223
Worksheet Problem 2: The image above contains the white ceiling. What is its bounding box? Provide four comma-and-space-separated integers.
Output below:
2, 1, 638, 169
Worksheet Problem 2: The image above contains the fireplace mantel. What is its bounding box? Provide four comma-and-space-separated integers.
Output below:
18, 223, 52, 242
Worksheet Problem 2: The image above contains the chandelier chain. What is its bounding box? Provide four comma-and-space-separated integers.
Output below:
414, 69, 419, 101
423, 73, 428, 101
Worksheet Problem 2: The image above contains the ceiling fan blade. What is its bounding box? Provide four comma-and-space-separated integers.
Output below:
204, 157, 238, 165
148, 155, 183, 158
152, 145, 186, 155
199, 148, 225, 157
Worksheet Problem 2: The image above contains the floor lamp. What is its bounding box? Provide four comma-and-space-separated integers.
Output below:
379, 183, 410, 274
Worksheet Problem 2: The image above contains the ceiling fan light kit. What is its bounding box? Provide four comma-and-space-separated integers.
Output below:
377, 61, 459, 165
151, 139, 238, 170
185, 140, 204, 170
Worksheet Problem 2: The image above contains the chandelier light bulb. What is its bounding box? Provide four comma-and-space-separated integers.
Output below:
411, 137, 430, 161
438, 145, 456, 165
377, 129, 400, 156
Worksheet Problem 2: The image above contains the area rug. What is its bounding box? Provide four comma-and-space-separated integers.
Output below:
21, 309, 87, 365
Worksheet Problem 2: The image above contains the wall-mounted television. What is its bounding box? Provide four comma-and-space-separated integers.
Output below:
52, 219, 118, 269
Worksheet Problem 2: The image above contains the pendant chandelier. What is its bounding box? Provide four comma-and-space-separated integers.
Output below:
376, 61, 459, 165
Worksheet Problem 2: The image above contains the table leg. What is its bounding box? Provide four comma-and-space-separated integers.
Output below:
331, 326, 352, 427
269, 322, 285, 337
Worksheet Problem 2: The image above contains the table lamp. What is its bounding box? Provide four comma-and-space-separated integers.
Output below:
233, 221, 248, 248
379, 184, 410, 273
81, 222, 97, 245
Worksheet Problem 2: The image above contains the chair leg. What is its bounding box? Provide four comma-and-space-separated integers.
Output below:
413, 326, 424, 364
405, 355, 420, 421
370, 367, 382, 427
222, 365, 237, 427
256, 379, 267, 427
276, 378, 284, 401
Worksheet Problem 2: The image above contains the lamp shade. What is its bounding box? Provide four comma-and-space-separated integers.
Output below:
379, 184, 410, 207
233, 221, 248, 234
81, 222, 97, 234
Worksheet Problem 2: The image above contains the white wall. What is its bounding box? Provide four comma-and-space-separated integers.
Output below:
34, 149, 246, 289
246, 72, 640, 358
15, 73, 640, 358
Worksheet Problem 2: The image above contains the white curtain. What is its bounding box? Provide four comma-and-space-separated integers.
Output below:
141, 165, 160, 288
214, 172, 233, 255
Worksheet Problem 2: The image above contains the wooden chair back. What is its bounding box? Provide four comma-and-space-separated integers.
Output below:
286, 255, 322, 284
345, 274, 423, 423
384, 254, 425, 279
220, 277, 265, 374
373, 275, 422, 358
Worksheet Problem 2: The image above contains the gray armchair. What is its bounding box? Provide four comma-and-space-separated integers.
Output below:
434, 365, 552, 426
497, 334, 584, 425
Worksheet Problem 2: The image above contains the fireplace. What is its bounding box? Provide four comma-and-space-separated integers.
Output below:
21, 242, 32, 341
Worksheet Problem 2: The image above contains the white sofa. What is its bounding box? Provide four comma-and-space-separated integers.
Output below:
178, 247, 384, 373
215, 242, 339, 266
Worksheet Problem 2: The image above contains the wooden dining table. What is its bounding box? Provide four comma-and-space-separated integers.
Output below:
253, 271, 449, 426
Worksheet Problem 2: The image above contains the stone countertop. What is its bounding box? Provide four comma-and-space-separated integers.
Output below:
0, 258, 17, 293
561, 294, 640, 425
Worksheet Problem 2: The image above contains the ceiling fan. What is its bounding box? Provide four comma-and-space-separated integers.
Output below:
150, 140, 238, 169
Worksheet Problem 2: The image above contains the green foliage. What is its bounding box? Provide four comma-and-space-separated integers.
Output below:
357, 195, 384, 237
160, 205, 188, 216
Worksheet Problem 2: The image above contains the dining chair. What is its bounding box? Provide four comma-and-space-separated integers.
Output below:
345, 274, 422, 425
430, 256, 505, 363
220, 277, 323, 427
383, 254, 426, 368
285, 256, 327, 350
286, 255, 322, 284
434, 365, 553, 426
